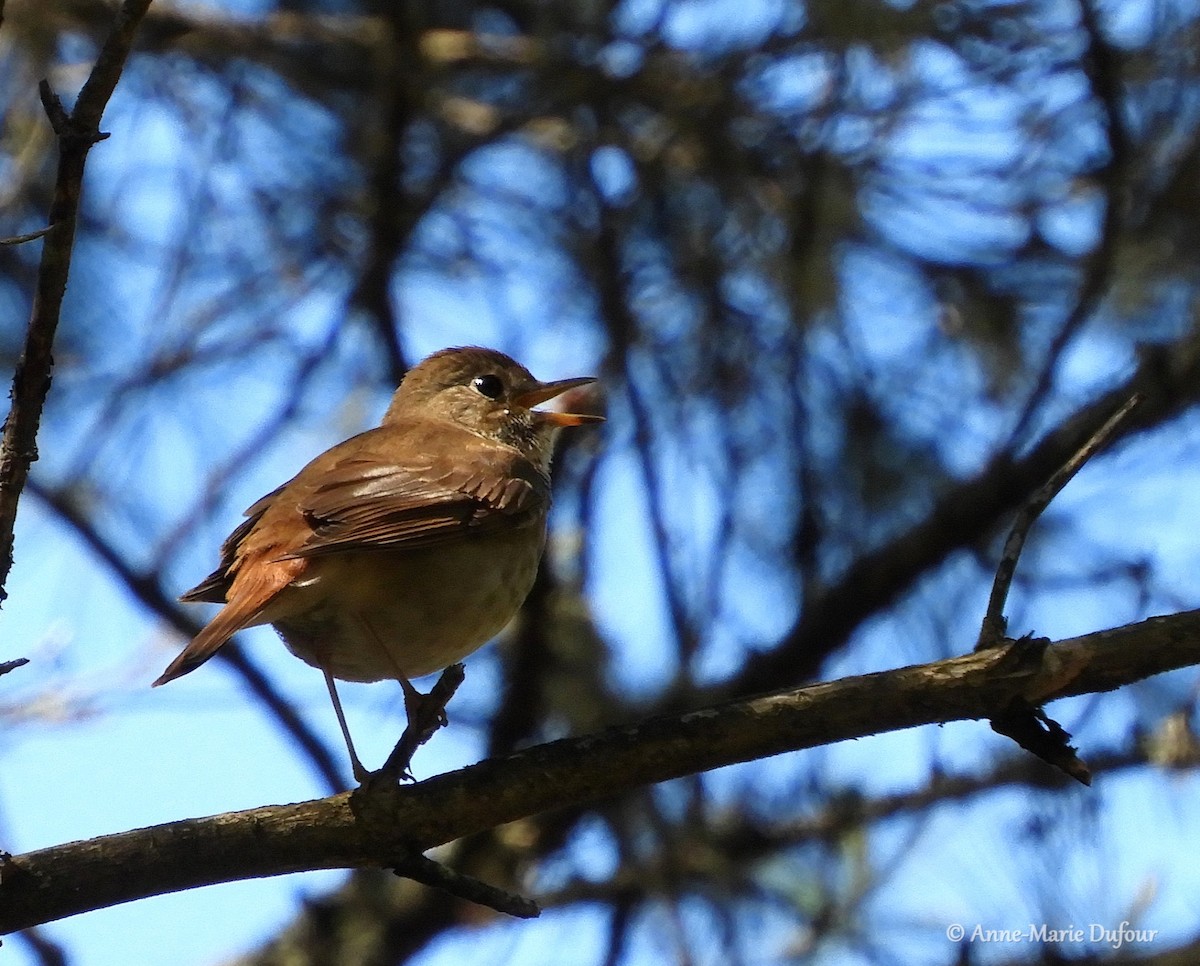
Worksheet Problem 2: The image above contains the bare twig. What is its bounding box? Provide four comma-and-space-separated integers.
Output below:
0, 0, 153, 604
978, 392, 1143, 649
990, 680, 1092, 785
392, 852, 539, 918
0, 226, 56, 247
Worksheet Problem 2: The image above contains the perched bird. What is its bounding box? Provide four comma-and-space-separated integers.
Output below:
154, 346, 601, 781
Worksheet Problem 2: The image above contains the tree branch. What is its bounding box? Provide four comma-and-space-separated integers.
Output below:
3, 607, 1200, 933
0, 0, 152, 602
979, 392, 1143, 647
731, 331, 1200, 697
0, 226, 55, 246
392, 852, 539, 919
0, 657, 29, 677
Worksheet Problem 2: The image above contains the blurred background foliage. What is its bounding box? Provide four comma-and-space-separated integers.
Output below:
4, 0, 1200, 964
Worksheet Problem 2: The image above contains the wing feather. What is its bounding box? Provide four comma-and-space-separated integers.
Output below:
178, 421, 550, 595
179, 482, 287, 603
291, 451, 545, 557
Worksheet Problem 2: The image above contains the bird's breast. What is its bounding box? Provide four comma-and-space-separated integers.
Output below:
268, 524, 546, 682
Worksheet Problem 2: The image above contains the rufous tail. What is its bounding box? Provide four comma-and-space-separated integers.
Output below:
152, 604, 254, 686
153, 564, 295, 686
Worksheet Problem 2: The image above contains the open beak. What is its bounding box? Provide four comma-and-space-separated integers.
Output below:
514, 376, 604, 426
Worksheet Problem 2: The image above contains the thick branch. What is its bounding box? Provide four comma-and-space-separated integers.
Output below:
3, 608, 1199, 933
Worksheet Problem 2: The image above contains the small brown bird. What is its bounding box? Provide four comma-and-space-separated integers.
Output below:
154, 346, 601, 781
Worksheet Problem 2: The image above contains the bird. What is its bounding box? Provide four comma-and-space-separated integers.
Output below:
153, 346, 602, 781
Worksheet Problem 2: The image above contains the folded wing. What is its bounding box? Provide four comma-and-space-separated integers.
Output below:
158, 422, 549, 686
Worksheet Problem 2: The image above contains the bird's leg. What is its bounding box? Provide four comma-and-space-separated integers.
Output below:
352, 611, 423, 728
351, 613, 456, 782
399, 676, 423, 723
399, 677, 449, 730
377, 665, 467, 781
323, 670, 370, 784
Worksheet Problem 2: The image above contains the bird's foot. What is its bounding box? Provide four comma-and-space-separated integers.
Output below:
374, 665, 466, 781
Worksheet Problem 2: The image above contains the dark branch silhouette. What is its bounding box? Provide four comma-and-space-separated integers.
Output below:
0, 0, 153, 602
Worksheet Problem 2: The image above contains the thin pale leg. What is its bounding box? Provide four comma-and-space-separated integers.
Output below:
399, 677, 422, 721
354, 613, 437, 728
323, 670, 370, 783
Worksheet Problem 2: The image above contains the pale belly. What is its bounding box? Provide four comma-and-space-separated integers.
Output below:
264, 528, 544, 682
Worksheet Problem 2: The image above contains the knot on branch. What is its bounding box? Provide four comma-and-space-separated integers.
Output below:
991, 699, 1091, 786
38, 81, 111, 148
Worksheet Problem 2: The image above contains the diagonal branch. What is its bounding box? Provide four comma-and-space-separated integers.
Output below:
375, 664, 465, 782
730, 332, 1200, 698
0, 657, 29, 677
3, 606, 1200, 933
979, 392, 1144, 647
0, 226, 55, 246
974, 392, 1144, 783
0, 0, 153, 603
392, 852, 539, 919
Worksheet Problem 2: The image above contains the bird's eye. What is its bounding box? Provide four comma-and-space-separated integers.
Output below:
471, 374, 504, 399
